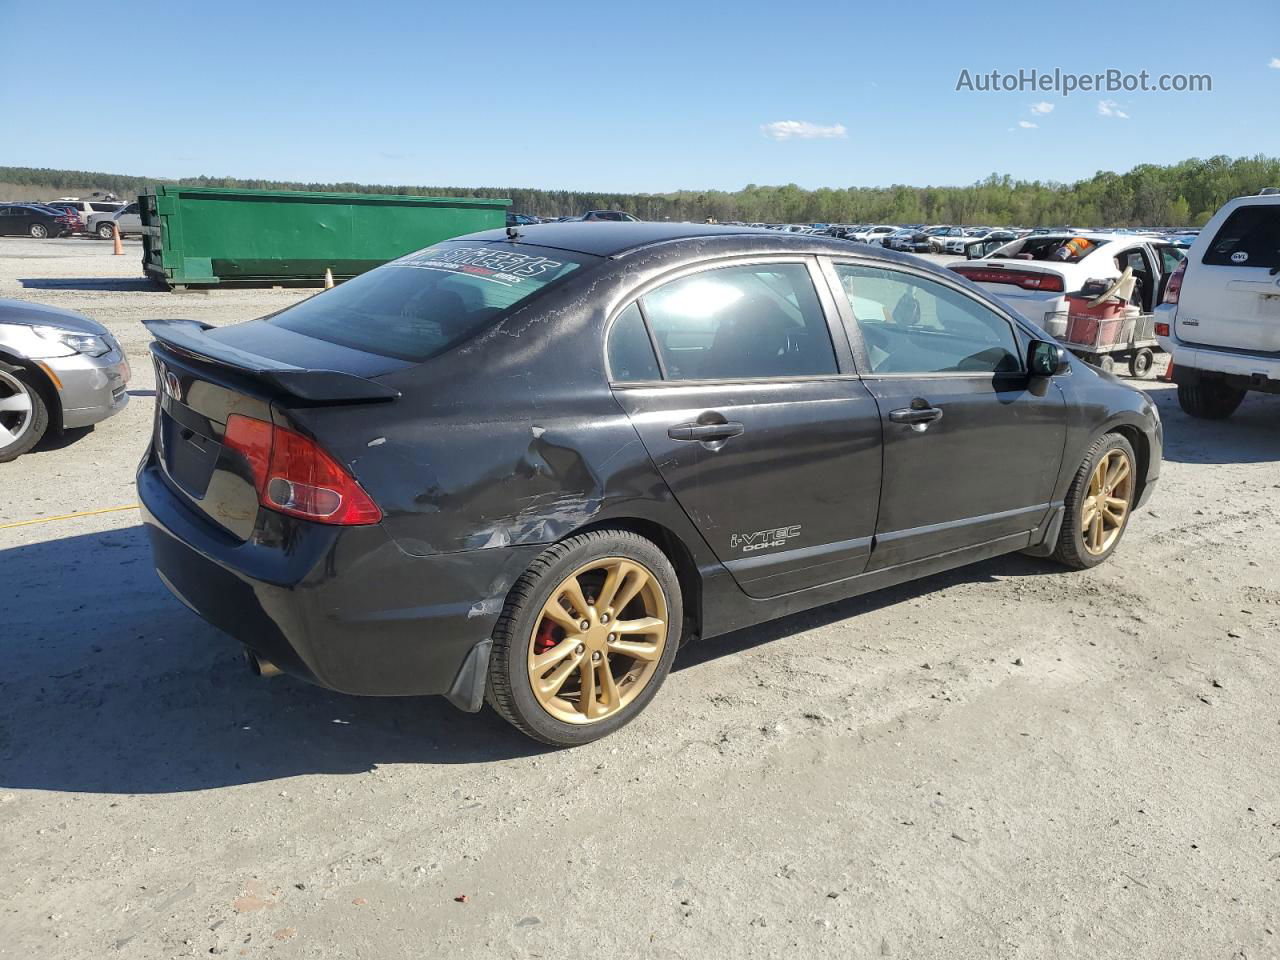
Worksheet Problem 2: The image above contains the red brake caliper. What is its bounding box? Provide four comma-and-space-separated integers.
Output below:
534, 619, 561, 655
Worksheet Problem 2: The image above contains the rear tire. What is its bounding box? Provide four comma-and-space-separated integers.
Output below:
487, 529, 682, 747
1051, 433, 1138, 570
29, 223, 48, 239
0, 368, 50, 463
1177, 380, 1246, 419
97, 222, 115, 240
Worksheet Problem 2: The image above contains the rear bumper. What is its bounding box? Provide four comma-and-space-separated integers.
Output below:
1157, 322, 1280, 390
137, 458, 541, 697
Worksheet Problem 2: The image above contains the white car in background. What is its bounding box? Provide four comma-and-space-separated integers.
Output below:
948, 232, 1186, 333
1155, 190, 1280, 419
852, 224, 898, 245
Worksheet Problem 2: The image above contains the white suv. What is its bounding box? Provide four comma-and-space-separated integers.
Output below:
1155, 190, 1280, 419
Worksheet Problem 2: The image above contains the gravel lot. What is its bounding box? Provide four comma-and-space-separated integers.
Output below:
1, 237, 1278, 959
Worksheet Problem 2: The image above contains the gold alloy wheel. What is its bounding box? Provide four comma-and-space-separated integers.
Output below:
1081, 448, 1133, 556
527, 557, 668, 724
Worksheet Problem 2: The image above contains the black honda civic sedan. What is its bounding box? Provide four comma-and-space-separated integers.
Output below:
138, 223, 1161, 746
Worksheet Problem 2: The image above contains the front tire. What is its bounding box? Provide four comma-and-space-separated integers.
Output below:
487, 529, 682, 747
0, 367, 50, 462
1052, 433, 1138, 570
1177, 379, 1245, 420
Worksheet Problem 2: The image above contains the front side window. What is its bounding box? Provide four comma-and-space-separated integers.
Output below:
1203, 205, 1280, 268
639, 262, 838, 380
834, 264, 1021, 375
269, 242, 592, 361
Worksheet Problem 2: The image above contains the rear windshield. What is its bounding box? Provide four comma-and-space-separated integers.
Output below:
268, 242, 591, 361
1203, 206, 1280, 268
990, 236, 1104, 263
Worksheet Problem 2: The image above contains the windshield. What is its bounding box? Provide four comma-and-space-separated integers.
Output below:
268, 242, 592, 362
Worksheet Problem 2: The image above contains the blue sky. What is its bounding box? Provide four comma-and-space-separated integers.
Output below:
2, 0, 1277, 192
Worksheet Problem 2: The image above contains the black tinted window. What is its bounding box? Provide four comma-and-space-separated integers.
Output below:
607, 303, 661, 382
269, 243, 590, 361
1204, 206, 1280, 268
835, 264, 1021, 374
641, 263, 837, 380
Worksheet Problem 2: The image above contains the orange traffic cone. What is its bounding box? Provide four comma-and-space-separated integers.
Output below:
112, 222, 123, 256
1163, 358, 1175, 382
323, 268, 334, 289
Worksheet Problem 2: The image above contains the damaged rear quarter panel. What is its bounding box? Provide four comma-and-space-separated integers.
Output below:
284, 255, 692, 560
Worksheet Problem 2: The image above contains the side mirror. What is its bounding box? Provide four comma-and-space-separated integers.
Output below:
1028, 339, 1069, 377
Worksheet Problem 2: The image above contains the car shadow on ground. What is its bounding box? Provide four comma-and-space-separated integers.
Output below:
18, 277, 158, 292
0, 525, 1061, 795
1145, 382, 1280, 464
31, 424, 93, 453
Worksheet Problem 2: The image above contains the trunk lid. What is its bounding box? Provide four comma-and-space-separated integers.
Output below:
146, 319, 407, 540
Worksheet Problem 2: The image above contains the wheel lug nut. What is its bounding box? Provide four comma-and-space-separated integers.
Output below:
580, 620, 590, 631
600, 614, 609, 623
608, 633, 616, 642
591, 651, 602, 662
575, 644, 585, 655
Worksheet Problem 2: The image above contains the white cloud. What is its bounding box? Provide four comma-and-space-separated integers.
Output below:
1269, 57, 1280, 69
1018, 120, 1038, 129
760, 120, 848, 141
1098, 99, 1130, 119
1030, 101, 1054, 115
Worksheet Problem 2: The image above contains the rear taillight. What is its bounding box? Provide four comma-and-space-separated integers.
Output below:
951, 266, 1064, 292
223, 414, 381, 525
1154, 321, 1170, 337
1161, 259, 1187, 305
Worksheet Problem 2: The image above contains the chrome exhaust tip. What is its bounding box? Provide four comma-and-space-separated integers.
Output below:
243, 647, 282, 678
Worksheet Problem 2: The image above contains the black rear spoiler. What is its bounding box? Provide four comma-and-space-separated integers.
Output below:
143, 319, 400, 403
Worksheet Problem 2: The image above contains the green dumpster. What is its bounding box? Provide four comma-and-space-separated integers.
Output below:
138, 186, 509, 288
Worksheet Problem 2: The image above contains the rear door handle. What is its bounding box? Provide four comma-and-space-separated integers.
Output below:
668, 421, 745, 442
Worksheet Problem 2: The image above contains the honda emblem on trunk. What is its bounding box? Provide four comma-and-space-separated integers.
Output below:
159, 362, 182, 403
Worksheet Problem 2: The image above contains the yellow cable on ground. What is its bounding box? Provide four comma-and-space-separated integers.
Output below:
0, 504, 139, 530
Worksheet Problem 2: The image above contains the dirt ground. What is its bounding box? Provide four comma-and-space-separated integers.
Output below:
1, 238, 1277, 960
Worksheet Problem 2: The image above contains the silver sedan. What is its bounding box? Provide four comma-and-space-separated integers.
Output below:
0, 299, 131, 462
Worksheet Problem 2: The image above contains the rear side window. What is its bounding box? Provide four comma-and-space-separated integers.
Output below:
1203, 206, 1280, 268
268, 243, 591, 361
607, 303, 661, 382
639, 263, 838, 380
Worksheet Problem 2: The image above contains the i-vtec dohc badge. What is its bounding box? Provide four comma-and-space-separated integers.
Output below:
731, 525, 801, 553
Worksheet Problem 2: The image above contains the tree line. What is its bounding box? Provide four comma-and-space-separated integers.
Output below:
4, 154, 1277, 227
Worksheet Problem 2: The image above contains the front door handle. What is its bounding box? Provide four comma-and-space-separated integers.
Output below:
668, 421, 745, 442
889, 401, 944, 432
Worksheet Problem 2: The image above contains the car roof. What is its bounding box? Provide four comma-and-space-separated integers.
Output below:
447, 222, 967, 277
457, 221, 779, 257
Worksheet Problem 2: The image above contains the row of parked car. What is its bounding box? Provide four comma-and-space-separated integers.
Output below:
0, 198, 141, 239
